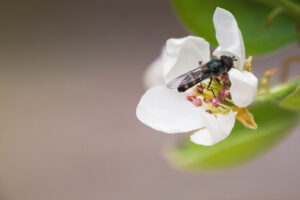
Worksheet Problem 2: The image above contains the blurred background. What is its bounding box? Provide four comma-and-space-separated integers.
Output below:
0, 0, 299, 199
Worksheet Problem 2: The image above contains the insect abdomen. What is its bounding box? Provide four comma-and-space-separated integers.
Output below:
177, 79, 199, 92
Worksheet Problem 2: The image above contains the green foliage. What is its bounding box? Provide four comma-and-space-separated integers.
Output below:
172, 0, 299, 55
167, 104, 299, 171
167, 0, 300, 171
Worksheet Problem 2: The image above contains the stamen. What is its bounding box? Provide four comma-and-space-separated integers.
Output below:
258, 67, 278, 95
223, 98, 234, 105
219, 103, 232, 110
203, 98, 212, 104
195, 84, 204, 94
205, 109, 212, 114
186, 93, 196, 102
221, 73, 229, 81
244, 56, 253, 72
212, 98, 220, 107
192, 98, 202, 107
185, 73, 235, 115
218, 87, 230, 101
266, 68, 278, 76
221, 73, 231, 87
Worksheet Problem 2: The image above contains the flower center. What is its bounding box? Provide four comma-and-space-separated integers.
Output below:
186, 73, 236, 115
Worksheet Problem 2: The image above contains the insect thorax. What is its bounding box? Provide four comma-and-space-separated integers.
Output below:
206, 59, 225, 75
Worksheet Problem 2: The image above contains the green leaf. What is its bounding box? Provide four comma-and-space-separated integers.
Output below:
280, 84, 300, 111
166, 104, 299, 171
172, 0, 299, 55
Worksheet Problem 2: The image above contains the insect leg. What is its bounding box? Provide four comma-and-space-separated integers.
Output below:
207, 78, 216, 98
211, 90, 216, 98
207, 78, 212, 90
215, 78, 222, 86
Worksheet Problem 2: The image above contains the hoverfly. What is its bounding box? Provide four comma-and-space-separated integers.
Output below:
167, 55, 237, 95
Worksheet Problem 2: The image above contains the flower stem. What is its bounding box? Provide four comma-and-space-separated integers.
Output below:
254, 0, 300, 22
275, 0, 300, 21
266, 7, 283, 28
280, 55, 300, 82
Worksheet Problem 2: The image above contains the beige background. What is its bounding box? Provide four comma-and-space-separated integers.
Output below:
0, 1, 299, 199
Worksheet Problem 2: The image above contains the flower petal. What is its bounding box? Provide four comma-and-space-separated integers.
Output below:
144, 47, 166, 88
213, 7, 245, 70
190, 110, 236, 146
163, 36, 210, 83
229, 68, 258, 107
136, 85, 207, 133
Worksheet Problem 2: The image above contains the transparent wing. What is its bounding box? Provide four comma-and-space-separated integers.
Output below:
166, 66, 206, 89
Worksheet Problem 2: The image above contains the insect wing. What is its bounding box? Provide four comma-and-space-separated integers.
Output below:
166, 66, 204, 89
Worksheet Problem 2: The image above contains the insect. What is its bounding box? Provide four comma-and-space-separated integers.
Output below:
166, 55, 237, 95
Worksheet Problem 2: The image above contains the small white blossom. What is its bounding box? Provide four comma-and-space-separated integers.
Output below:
137, 7, 258, 146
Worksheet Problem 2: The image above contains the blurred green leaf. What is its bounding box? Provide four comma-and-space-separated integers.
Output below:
172, 0, 299, 55
280, 84, 300, 111
166, 104, 299, 171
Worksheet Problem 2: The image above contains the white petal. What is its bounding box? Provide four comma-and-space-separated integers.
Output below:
163, 36, 210, 83
136, 85, 207, 133
229, 68, 258, 107
213, 7, 245, 70
144, 47, 166, 88
190, 110, 236, 146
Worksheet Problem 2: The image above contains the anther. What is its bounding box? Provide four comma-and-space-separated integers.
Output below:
205, 109, 212, 114
221, 73, 231, 86
222, 73, 229, 80
192, 98, 202, 107
186, 93, 196, 102
212, 98, 220, 107
195, 85, 204, 94
203, 98, 212, 104
220, 87, 230, 98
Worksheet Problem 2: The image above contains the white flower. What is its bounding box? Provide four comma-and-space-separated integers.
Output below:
137, 7, 258, 146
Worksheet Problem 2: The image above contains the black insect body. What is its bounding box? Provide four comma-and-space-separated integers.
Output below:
167, 55, 236, 93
